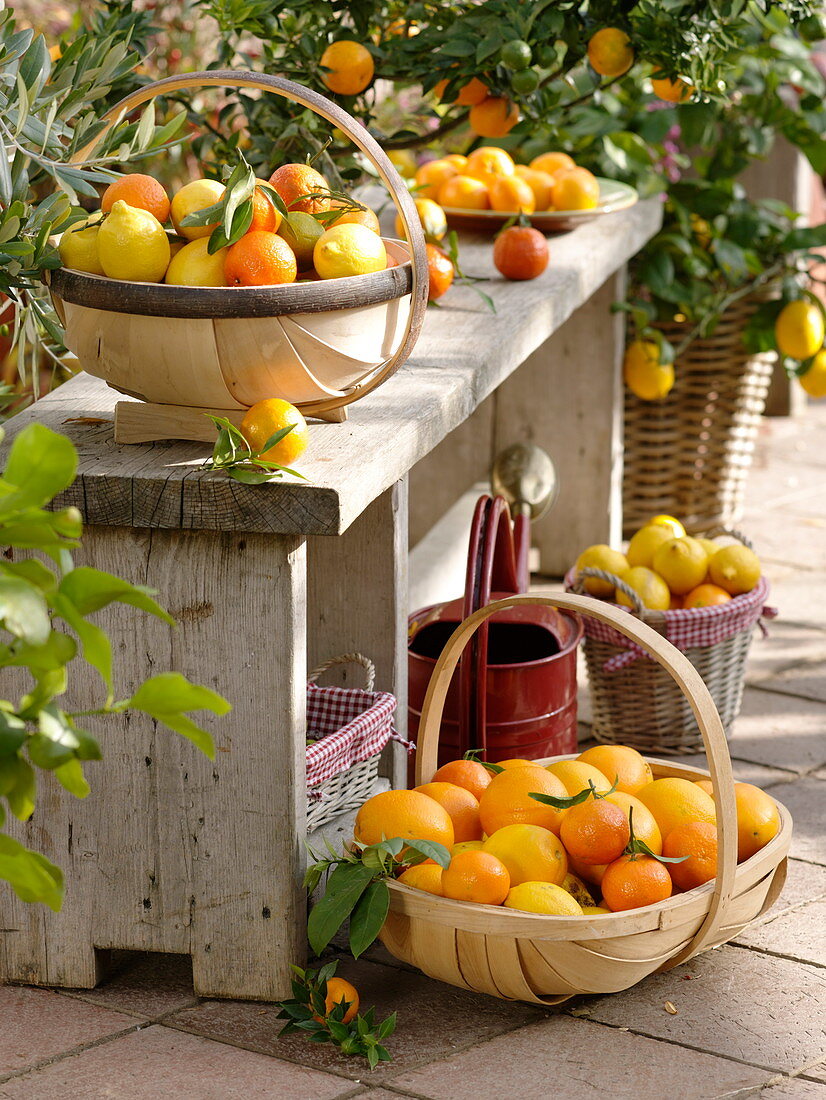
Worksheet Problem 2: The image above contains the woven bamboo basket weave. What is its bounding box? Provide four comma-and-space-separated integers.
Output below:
380, 593, 791, 1005
622, 296, 776, 537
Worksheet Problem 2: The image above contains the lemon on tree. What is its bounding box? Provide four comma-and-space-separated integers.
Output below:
708, 543, 761, 595
165, 238, 228, 287
623, 340, 674, 401
58, 217, 105, 275
615, 566, 671, 611
313, 223, 387, 279
587, 28, 634, 78
652, 536, 709, 595
798, 349, 826, 397
171, 179, 226, 240
97, 201, 170, 283
626, 523, 675, 569
774, 299, 825, 361
575, 544, 629, 597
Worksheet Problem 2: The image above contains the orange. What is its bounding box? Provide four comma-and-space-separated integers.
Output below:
495, 758, 538, 770
482, 824, 567, 887
493, 225, 549, 281
465, 146, 515, 189
478, 765, 569, 837
317, 977, 359, 1024
441, 849, 510, 905
529, 151, 575, 178
101, 174, 170, 224
468, 97, 520, 139
425, 243, 454, 301
513, 166, 555, 211
328, 204, 381, 233
248, 180, 282, 233
319, 40, 375, 96
734, 783, 781, 862
239, 398, 309, 466
636, 777, 717, 839
397, 863, 444, 896
601, 853, 672, 912
434, 76, 489, 106
224, 230, 297, 286
576, 745, 653, 796
683, 583, 731, 609
552, 167, 600, 211
587, 28, 634, 78
694, 779, 715, 798
651, 73, 693, 102
413, 781, 481, 842
566, 853, 606, 888
268, 163, 331, 215
604, 791, 662, 855
489, 176, 535, 214
545, 760, 611, 797
354, 788, 454, 852
669, 595, 684, 610
431, 759, 492, 801
415, 159, 459, 202
443, 154, 469, 171
559, 796, 630, 866
438, 175, 490, 211
663, 822, 718, 891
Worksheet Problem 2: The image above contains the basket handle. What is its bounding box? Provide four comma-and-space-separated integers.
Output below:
572, 568, 653, 620
414, 591, 738, 964
71, 69, 428, 416
308, 652, 375, 692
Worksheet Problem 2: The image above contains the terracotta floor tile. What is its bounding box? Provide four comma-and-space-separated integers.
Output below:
59, 951, 197, 1018
0, 1025, 351, 1099
0, 985, 135, 1077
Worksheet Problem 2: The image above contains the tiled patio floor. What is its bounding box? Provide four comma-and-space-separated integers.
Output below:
1, 403, 825, 1099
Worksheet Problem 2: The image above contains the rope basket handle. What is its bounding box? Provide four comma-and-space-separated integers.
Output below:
70, 69, 428, 417
414, 592, 738, 964
308, 652, 375, 692
573, 567, 650, 620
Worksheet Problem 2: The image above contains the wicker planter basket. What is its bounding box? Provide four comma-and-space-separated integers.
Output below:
622, 296, 776, 537
47, 70, 428, 442
380, 593, 791, 1005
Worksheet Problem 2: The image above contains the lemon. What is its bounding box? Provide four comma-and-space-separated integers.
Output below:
277, 212, 324, 270
482, 824, 567, 887
546, 760, 611, 797
575, 545, 630, 597
652, 536, 709, 595
627, 524, 675, 569
97, 201, 170, 283
561, 873, 596, 909
58, 217, 105, 275
648, 514, 686, 538
503, 881, 583, 915
171, 178, 226, 240
313, 223, 387, 279
774, 300, 825, 361
451, 840, 485, 855
164, 237, 228, 286
388, 149, 417, 178
696, 537, 720, 559
615, 566, 671, 611
708, 543, 761, 595
395, 197, 447, 244
581, 905, 611, 915
799, 349, 826, 398
623, 340, 674, 401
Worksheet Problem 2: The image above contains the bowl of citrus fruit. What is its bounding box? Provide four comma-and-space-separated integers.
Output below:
48, 70, 428, 431
361, 590, 791, 1004
414, 146, 637, 234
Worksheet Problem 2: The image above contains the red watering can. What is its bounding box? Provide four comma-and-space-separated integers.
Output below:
407, 445, 583, 772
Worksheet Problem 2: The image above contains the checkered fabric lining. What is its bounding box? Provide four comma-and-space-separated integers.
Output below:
306, 682, 412, 795
564, 573, 775, 671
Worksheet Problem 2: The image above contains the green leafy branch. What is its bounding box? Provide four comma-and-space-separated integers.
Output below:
202, 416, 306, 485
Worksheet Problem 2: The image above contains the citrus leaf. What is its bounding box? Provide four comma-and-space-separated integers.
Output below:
349, 878, 390, 958
307, 862, 373, 956
403, 838, 451, 868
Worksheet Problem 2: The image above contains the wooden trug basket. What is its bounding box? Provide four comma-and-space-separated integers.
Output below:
47, 70, 429, 443
380, 592, 791, 1005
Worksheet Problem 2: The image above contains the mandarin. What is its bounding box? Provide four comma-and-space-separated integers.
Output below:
438, 175, 491, 210
546, 760, 611, 797
663, 821, 718, 891
636, 777, 717, 839
328, 204, 381, 233
552, 167, 600, 211
734, 783, 781, 862
513, 166, 556, 210
425, 243, 454, 301
465, 146, 515, 189
489, 175, 535, 214
441, 849, 510, 905
683, 583, 731, 609
397, 863, 444, 896
559, 796, 630, 866
269, 162, 331, 215
587, 28, 634, 78
478, 764, 568, 836
101, 173, 170, 224
530, 151, 575, 177
224, 230, 297, 286
493, 225, 549, 281
415, 159, 459, 202
469, 96, 520, 138
431, 759, 492, 801
319, 40, 374, 95
239, 398, 309, 466
413, 781, 482, 842
601, 853, 673, 912
249, 180, 282, 233
318, 977, 359, 1024
576, 745, 653, 795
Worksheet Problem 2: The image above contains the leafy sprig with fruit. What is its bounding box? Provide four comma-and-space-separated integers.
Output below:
203, 417, 306, 484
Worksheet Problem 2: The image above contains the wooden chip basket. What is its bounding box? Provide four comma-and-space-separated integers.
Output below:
381, 592, 791, 1005
46, 70, 428, 443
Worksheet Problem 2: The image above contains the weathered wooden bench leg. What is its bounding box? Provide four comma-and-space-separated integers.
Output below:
307, 479, 409, 787
494, 272, 627, 576
1, 527, 307, 1002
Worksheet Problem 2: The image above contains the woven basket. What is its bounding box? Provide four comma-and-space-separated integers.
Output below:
622, 295, 776, 537
380, 592, 791, 1005
306, 654, 403, 832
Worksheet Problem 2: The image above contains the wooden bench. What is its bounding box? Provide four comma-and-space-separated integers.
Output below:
0, 199, 660, 1001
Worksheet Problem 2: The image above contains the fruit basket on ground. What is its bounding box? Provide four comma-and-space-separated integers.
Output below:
306, 654, 411, 833
46, 70, 428, 444
567, 522, 775, 754
377, 592, 791, 1005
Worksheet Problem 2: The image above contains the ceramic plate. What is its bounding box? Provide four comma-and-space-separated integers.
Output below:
442, 178, 638, 234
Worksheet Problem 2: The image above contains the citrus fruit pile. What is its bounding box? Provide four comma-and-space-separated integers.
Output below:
354, 745, 781, 915
58, 163, 396, 288
575, 514, 762, 611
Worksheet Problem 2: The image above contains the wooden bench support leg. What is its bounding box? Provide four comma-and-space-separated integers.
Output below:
494, 273, 626, 576
308, 479, 409, 788
1, 528, 307, 1002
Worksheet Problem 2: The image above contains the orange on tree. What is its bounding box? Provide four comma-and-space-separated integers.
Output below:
529, 151, 575, 178
425, 243, 454, 301
577, 745, 653, 796
587, 28, 634, 78
623, 339, 675, 401
559, 792, 631, 866
397, 863, 444, 896
734, 783, 781, 862
415, 159, 459, 203
239, 398, 309, 466
319, 40, 375, 96
601, 853, 673, 912
493, 225, 549, 281
663, 822, 718, 891
431, 758, 492, 801
545, 760, 611, 797
489, 175, 535, 214
683, 583, 732, 609
440, 849, 510, 905
354, 788, 454, 851
315, 977, 359, 1024
248, 181, 282, 233
651, 73, 694, 102
799, 350, 826, 397
413, 781, 481, 842
101, 173, 170, 224
433, 75, 489, 106
513, 166, 555, 211
438, 174, 490, 211
269, 162, 331, 215
636, 777, 717, 839
468, 97, 520, 139
482, 823, 567, 887
465, 146, 515, 188
224, 230, 297, 286
478, 764, 569, 836
552, 167, 600, 211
